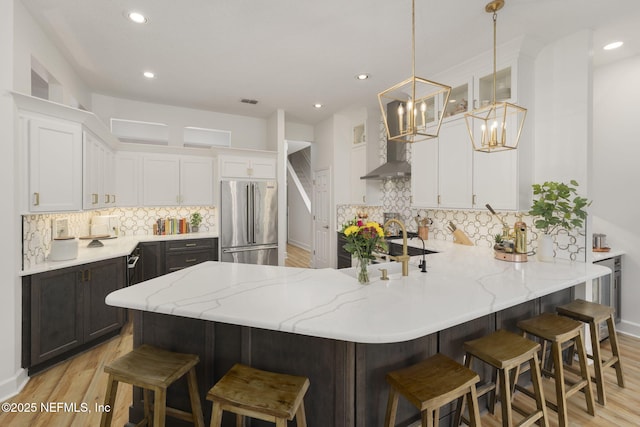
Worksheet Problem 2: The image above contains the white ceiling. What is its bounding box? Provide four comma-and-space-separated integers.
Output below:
19, 0, 640, 125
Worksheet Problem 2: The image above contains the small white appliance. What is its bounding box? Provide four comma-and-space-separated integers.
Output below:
49, 237, 78, 261
90, 215, 120, 237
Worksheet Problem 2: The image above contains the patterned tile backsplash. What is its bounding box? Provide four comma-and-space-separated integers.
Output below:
338, 119, 587, 261
22, 206, 217, 269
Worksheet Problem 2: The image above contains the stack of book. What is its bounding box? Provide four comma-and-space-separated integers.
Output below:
153, 217, 190, 235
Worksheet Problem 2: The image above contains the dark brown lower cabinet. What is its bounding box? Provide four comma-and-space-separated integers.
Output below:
23, 257, 126, 373
135, 238, 219, 282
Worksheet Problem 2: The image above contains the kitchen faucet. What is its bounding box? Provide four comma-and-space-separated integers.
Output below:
383, 219, 410, 276
412, 234, 428, 273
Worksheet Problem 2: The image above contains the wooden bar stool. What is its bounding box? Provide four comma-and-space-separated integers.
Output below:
100, 344, 205, 427
517, 313, 596, 427
454, 329, 548, 427
206, 363, 309, 427
557, 299, 625, 405
384, 353, 481, 427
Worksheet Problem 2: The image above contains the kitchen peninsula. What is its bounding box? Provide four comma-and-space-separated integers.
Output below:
106, 242, 610, 426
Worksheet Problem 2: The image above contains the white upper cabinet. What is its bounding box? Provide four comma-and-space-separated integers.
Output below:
219, 155, 276, 180
411, 47, 534, 211
25, 115, 83, 212
350, 144, 367, 204
437, 119, 474, 209
142, 154, 214, 206
115, 152, 141, 207
410, 137, 438, 207
142, 155, 181, 206
473, 149, 517, 210
83, 131, 115, 210
180, 157, 214, 205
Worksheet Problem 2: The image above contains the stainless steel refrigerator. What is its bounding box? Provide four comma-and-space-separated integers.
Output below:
220, 180, 278, 265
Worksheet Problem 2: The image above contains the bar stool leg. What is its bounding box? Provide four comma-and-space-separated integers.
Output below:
209, 402, 223, 427
142, 389, 152, 426
607, 316, 625, 387
422, 408, 434, 427
235, 414, 243, 427
154, 386, 167, 427
575, 331, 596, 416
551, 341, 569, 427
384, 386, 399, 427
295, 401, 307, 427
186, 368, 205, 427
275, 418, 286, 427
498, 367, 514, 427
100, 375, 118, 427
529, 352, 549, 427
588, 318, 606, 405
467, 385, 481, 427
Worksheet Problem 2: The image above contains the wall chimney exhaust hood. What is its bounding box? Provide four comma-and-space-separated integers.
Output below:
361, 101, 411, 180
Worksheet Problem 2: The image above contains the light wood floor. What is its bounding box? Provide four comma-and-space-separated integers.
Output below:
4, 323, 640, 426
284, 243, 311, 268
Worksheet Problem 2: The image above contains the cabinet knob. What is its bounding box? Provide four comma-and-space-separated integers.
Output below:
33, 192, 40, 206
92, 193, 98, 204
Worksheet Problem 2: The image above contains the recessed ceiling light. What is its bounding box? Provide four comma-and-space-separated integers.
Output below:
313, 103, 323, 109
128, 11, 148, 24
355, 73, 370, 80
603, 41, 623, 50
143, 71, 155, 79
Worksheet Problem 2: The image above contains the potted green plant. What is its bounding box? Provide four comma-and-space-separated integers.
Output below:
190, 212, 203, 232
528, 180, 590, 261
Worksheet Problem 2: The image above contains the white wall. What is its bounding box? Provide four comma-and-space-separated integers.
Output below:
13, 1, 91, 107
534, 30, 592, 187
92, 94, 269, 150
592, 54, 640, 337
534, 30, 592, 262
2, 0, 28, 402
287, 171, 311, 250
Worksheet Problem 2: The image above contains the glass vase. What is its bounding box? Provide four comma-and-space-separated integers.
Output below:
356, 256, 370, 284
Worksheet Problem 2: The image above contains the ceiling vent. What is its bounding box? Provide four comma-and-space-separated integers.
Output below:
240, 98, 258, 105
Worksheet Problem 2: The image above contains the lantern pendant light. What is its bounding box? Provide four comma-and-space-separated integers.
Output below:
465, 0, 527, 153
378, 0, 451, 144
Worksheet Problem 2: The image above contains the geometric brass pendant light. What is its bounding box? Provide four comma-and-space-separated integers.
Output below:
378, 0, 451, 144
465, 0, 527, 153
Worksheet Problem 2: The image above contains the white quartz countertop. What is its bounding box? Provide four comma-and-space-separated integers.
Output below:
106, 241, 610, 344
20, 233, 218, 276
592, 248, 625, 262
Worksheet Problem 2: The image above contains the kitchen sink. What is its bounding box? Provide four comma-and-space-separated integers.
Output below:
387, 241, 437, 257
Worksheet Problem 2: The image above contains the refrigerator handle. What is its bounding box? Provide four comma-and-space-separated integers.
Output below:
246, 183, 251, 244
251, 182, 256, 243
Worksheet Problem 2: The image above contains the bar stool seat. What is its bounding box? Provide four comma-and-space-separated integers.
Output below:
207, 363, 309, 427
517, 313, 595, 427
385, 353, 481, 427
557, 299, 625, 405
100, 344, 205, 427
455, 329, 548, 427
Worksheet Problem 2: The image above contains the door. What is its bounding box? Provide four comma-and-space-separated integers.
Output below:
438, 119, 473, 208
142, 154, 180, 206
220, 180, 250, 248
30, 267, 83, 365
84, 258, 126, 341
28, 117, 82, 212
313, 168, 331, 268
252, 181, 278, 245
180, 156, 214, 205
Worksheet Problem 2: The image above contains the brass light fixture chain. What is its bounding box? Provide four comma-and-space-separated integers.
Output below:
493, 10, 497, 105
